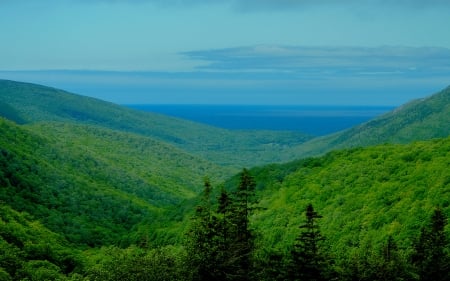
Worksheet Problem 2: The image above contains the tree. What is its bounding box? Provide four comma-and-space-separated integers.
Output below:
185, 178, 218, 281
412, 207, 450, 281
228, 168, 257, 281
289, 203, 332, 281
86, 246, 188, 281
213, 188, 233, 280
377, 236, 410, 281
364, 236, 412, 281
185, 169, 258, 281
253, 250, 290, 281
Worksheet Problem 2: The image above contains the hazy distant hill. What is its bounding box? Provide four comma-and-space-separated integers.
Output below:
0, 79, 311, 168
2, 79, 448, 168
293, 86, 450, 157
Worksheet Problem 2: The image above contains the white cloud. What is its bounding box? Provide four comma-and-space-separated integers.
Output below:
182, 45, 450, 77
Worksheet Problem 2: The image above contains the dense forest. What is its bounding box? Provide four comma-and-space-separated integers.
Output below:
0, 80, 449, 280
1, 163, 449, 280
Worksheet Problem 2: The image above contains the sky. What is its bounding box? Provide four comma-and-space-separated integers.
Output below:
0, 0, 450, 105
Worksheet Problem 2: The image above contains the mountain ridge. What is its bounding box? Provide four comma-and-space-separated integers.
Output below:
292, 85, 450, 157
2, 79, 449, 165
0, 79, 311, 169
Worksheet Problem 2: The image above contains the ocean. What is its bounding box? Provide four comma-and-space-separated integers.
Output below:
126, 105, 395, 136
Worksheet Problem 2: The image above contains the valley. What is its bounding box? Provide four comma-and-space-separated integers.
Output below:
0, 79, 449, 280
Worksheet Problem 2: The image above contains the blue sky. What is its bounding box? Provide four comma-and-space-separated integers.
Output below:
1, 0, 450, 105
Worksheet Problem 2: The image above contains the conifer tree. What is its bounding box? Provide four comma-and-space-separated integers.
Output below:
413, 207, 450, 281
375, 235, 412, 281
228, 168, 257, 281
233, 168, 256, 243
213, 187, 233, 281
186, 179, 217, 281
290, 203, 332, 281
216, 187, 232, 256
186, 170, 258, 281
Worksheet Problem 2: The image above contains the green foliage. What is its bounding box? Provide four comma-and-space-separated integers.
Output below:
292, 86, 450, 158
1, 79, 450, 280
412, 208, 450, 281
251, 137, 450, 255
0, 117, 229, 246
0, 100, 25, 124
229, 169, 258, 281
186, 170, 258, 281
0, 268, 12, 281
19, 260, 64, 281
289, 204, 333, 281
0, 205, 81, 280
341, 235, 413, 281
85, 245, 188, 281
185, 179, 220, 281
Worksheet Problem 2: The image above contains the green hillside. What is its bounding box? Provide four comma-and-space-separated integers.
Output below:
1, 79, 450, 280
0, 118, 228, 246
2, 128, 449, 280
0, 205, 82, 280
293, 86, 450, 157
129, 136, 450, 280
0, 79, 311, 168
249, 137, 450, 256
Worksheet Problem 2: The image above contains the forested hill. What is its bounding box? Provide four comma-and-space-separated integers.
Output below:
236, 136, 450, 279
0, 78, 450, 279
0, 79, 311, 168
249, 136, 450, 246
1, 79, 449, 166
0, 117, 228, 246
293, 86, 450, 157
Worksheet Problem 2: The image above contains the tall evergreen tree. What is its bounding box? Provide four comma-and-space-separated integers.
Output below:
213, 187, 233, 281
228, 168, 257, 281
373, 236, 412, 281
413, 207, 450, 281
185, 179, 218, 281
186, 170, 258, 281
290, 203, 332, 281
233, 168, 256, 242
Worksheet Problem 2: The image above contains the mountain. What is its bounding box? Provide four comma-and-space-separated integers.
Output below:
0, 79, 311, 168
293, 86, 450, 157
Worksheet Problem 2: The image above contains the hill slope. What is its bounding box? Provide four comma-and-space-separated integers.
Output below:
0, 118, 229, 246
1, 79, 450, 279
0, 205, 81, 280
0, 79, 311, 168
293, 86, 450, 157
247, 137, 450, 257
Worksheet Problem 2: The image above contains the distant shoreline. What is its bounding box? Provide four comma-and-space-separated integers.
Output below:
126, 104, 395, 136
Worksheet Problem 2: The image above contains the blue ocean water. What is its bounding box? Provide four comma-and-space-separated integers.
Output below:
126, 105, 395, 136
